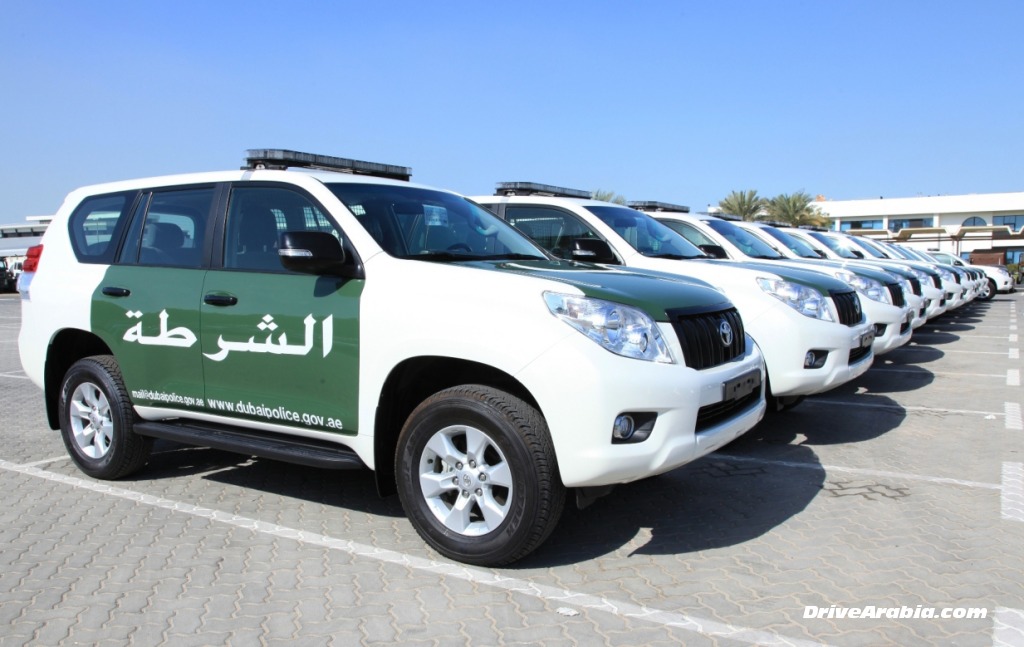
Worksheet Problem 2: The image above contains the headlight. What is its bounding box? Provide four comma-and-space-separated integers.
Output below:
937, 268, 955, 283
998, 267, 1011, 277
543, 292, 675, 363
756, 278, 835, 322
833, 270, 889, 304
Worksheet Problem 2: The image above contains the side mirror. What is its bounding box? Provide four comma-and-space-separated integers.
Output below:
279, 231, 362, 278
698, 244, 728, 259
571, 238, 619, 264
815, 250, 827, 259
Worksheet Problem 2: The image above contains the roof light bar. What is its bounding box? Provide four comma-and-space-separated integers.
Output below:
243, 149, 412, 181
627, 200, 690, 213
494, 181, 591, 199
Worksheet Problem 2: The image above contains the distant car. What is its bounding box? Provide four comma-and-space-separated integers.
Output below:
0, 258, 15, 292
914, 249, 1013, 301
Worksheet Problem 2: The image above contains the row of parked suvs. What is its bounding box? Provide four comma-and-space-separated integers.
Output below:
17, 150, 1011, 566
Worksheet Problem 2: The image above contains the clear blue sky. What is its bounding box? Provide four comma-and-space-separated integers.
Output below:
2, 1, 1021, 219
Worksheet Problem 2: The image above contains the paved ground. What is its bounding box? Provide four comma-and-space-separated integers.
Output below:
1, 290, 1023, 646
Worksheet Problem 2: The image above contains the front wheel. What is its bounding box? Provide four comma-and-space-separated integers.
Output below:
980, 278, 996, 301
58, 356, 152, 479
396, 385, 566, 566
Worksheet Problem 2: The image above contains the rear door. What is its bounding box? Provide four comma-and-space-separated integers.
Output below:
92, 186, 216, 411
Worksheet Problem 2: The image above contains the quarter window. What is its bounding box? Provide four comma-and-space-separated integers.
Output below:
67, 193, 133, 263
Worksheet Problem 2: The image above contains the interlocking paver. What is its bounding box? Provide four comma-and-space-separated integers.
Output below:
2, 293, 1024, 645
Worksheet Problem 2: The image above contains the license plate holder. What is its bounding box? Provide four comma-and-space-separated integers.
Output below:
723, 369, 761, 401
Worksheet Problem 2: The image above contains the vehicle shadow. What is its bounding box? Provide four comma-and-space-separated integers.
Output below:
907, 330, 960, 345
881, 344, 945, 365
135, 442, 405, 517
732, 392, 907, 446
827, 362, 936, 395
518, 443, 825, 567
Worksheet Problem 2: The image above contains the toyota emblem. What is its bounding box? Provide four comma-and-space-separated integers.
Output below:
719, 320, 734, 346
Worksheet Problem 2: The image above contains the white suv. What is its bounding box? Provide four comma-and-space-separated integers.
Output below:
472, 185, 875, 411
18, 150, 767, 566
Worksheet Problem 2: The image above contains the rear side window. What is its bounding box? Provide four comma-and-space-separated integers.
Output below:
67, 193, 134, 264
119, 188, 215, 268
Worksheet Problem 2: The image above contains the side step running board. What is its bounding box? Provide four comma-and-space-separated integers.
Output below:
134, 420, 367, 470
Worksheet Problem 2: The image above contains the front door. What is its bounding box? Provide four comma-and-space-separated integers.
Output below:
199, 185, 363, 435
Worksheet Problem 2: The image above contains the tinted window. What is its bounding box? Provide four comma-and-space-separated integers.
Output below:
703, 219, 784, 259
585, 206, 705, 258
759, 226, 821, 258
67, 193, 134, 264
225, 186, 342, 272
328, 184, 546, 261
124, 188, 214, 268
505, 205, 601, 259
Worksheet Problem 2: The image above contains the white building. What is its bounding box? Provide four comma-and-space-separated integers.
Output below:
813, 192, 1024, 264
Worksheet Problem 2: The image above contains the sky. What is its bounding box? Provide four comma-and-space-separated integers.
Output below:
1, 1, 1022, 220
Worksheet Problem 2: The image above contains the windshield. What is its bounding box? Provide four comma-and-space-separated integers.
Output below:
585, 206, 707, 258
759, 226, 821, 258
703, 219, 784, 259
847, 236, 889, 259
328, 184, 548, 261
807, 232, 862, 259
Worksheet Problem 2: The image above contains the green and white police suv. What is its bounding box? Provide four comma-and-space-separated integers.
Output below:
472, 184, 876, 412
18, 150, 767, 566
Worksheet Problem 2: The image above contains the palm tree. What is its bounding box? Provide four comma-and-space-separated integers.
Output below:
592, 189, 627, 205
718, 190, 766, 221
765, 191, 827, 226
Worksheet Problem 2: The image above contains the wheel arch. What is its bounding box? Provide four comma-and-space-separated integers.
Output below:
44, 329, 113, 429
373, 356, 540, 497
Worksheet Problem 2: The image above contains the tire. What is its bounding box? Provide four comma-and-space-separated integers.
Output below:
58, 356, 152, 480
980, 278, 996, 301
395, 385, 566, 566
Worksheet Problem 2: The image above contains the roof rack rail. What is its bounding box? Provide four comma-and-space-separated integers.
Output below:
627, 200, 690, 213
494, 181, 591, 199
243, 149, 412, 181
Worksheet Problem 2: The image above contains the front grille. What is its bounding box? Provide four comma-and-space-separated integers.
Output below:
908, 277, 922, 295
849, 345, 871, 364
696, 388, 761, 432
952, 272, 961, 284
931, 274, 942, 288
900, 317, 911, 334
668, 306, 746, 370
830, 290, 864, 327
886, 283, 905, 307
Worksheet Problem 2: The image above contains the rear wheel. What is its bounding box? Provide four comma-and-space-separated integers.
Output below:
58, 356, 152, 479
396, 385, 565, 566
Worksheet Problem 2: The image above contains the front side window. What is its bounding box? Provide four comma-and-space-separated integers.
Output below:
586, 206, 705, 259
224, 186, 341, 272
328, 184, 547, 262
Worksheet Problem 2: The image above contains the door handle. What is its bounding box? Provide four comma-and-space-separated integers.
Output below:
101, 286, 131, 297
204, 294, 238, 307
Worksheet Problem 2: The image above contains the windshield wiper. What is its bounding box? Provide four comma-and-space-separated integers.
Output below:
748, 254, 782, 259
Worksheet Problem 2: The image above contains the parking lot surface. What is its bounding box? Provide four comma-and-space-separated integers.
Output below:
1, 291, 1023, 646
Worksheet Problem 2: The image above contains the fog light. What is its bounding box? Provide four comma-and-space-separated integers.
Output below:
874, 323, 886, 337
804, 350, 828, 369
612, 415, 635, 441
